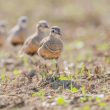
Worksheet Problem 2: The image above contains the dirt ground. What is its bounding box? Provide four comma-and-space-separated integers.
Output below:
0, 25, 110, 110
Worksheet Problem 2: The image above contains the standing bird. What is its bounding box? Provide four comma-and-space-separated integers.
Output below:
19, 20, 49, 56
0, 21, 7, 46
7, 16, 28, 46
38, 26, 63, 73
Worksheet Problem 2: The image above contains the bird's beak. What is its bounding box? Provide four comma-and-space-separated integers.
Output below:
58, 32, 62, 36
45, 25, 49, 28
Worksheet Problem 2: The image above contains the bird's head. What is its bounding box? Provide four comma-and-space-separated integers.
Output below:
36, 20, 49, 32
18, 16, 28, 28
50, 26, 62, 37
0, 21, 6, 33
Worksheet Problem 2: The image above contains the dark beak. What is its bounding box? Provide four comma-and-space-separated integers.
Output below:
22, 19, 27, 23
58, 32, 62, 36
45, 25, 49, 28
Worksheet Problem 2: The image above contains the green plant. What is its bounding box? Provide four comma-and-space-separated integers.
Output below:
96, 97, 102, 102
22, 56, 29, 67
80, 97, 87, 103
82, 105, 90, 110
81, 85, 86, 97
97, 43, 109, 51
56, 97, 67, 105
70, 87, 79, 93
59, 75, 72, 81
87, 70, 91, 79
79, 64, 86, 76
98, 102, 107, 107
32, 90, 45, 100
13, 69, 21, 77
0, 73, 6, 82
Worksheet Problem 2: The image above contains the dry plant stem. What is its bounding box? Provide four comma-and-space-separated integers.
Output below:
44, 64, 48, 73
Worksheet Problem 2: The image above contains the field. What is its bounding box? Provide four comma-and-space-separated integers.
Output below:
0, 0, 110, 110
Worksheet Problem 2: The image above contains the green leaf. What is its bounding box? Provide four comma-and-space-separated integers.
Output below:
13, 69, 20, 77
32, 90, 45, 97
82, 105, 90, 110
81, 85, 86, 97
96, 97, 102, 102
0, 74, 6, 81
32, 93, 38, 97
71, 87, 79, 93
80, 97, 87, 103
56, 97, 66, 105
98, 102, 106, 107
59, 75, 72, 81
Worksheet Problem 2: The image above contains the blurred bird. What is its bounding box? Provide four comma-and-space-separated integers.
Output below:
38, 26, 63, 73
7, 16, 28, 46
0, 21, 7, 46
19, 20, 49, 56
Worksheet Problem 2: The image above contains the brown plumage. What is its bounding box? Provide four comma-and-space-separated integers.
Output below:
38, 26, 63, 73
19, 20, 49, 56
38, 26, 63, 59
7, 16, 28, 46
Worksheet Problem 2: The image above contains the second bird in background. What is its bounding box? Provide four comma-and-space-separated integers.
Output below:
0, 21, 7, 46
19, 20, 49, 56
7, 16, 28, 46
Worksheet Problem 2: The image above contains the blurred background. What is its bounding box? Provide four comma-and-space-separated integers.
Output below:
0, 0, 110, 39
0, 0, 110, 62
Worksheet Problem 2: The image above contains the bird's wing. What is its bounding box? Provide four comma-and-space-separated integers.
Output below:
45, 37, 63, 52
8, 25, 19, 36
23, 32, 37, 45
40, 37, 49, 46
24, 36, 32, 45
18, 35, 33, 55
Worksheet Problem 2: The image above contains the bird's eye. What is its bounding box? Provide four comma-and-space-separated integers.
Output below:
1, 25, 5, 28
52, 29, 55, 33
22, 20, 26, 23
40, 24, 43, 27
44, 25, 48, 28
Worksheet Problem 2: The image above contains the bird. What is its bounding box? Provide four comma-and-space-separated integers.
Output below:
19, 20, 49, 56
38, 26, 63, 73
7, 16, 28, 46
0, 21, 7, 46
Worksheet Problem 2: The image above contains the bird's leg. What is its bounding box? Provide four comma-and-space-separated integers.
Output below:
52, 59, 60, 78
44, 63, 48, 73
30, 57, 34, 65
41, 58, 48, 73
56, 61, 59, 73
42, 60, 49, 80
56, 60, 60, 77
